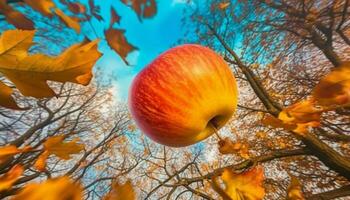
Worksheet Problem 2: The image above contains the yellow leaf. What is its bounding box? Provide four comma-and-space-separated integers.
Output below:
0, 164, 23, 192
0, 81, 23, 110
12, 176, 82, 200
44, 135, 84, 160
0, 0, 34, 30
54, 8, 80, 33
24, 0, 56, 17
313, 62, 350, 107
218, 138, 250, 158
103, 180, 136, 200
34, 151, 49, 172
0, 30, 101, 98
287, 176, 305, 200
215, 167, 265, 200
262, 114, 296, 131
104, 28, 137, 65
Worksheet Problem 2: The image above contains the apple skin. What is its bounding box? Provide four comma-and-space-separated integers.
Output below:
128, 44, 238, 147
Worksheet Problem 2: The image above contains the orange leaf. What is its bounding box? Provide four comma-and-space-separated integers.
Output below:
313, 62, 350, 107
54, 8, 80, 33
0, 145, 32, 164
34, 151, 49, 172
44, 135, 84, 160
287, 176, 305, 200
218, 2, 230, 10
103, 180, 136, 200
12, 176, 83, 200
262, 114, 296, 131
0, 30, 101, 98
0, 164, 23, 192
24, 0, 56, 17
0, 81, 23, 110
0, 0, 34, 30
278, 99, 323, 124
218, 138, 250, 158
110, 7, 121, 26
104, 28, 138, 65
214, 166, 265, 200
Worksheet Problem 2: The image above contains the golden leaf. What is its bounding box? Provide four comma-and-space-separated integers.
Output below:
213, 167, 265, 200
103, 180, 136, 200
218, 138, 250, 158
0, 0, 34, 30
313, 62, 350, 107
12, 176, 83, 200
287, 176, 305, 200
24, 0, 56, 17
0, 30, 101, 98
262, 114, 296, 131
104, 28, 137, 65
54, 8, 80, 33
44, 135, 84, 160
0, 165, 23, 192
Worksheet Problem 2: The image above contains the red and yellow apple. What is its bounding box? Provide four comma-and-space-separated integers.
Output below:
128, 44, 238, 147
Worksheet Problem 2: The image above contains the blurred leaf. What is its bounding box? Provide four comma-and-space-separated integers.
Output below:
12, 176, 83, 200
0, 30, 101, 98
218, 138, 250, 159
121, 0, 157, 20
0, 165, 23, 192
66, 2, 86, 14
0, 0, 34, 30
0, 145, 31, 164
218, 2, 230, 10
34, 151, 49, 172
103, 180, 136, 200
287, 176, 305, 200
54, 8, 80, 33
213, 167, 265, 200
110, 7, 121, 26
88, 0, 103, 21
104, 28, 137, 65
313, 62, 350, 107
23, 0, 55, 17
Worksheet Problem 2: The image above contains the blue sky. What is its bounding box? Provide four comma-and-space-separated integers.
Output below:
93, 0, 190, 102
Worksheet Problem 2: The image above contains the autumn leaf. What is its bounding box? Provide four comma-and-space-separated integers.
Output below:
121, 0, 157, 20
0, 81, 23, 110
23, 0, 56, 17
261, 114, 296, 131
0, 145, 32, 164
66, 2, 86, 14
103, 180, 136, 200
0, 30, 101, 98
0, 164, 23, 192
110, 7, 121, 26
105, 28, 138, 65
218, 2, 230, 10
0, 0, 34, 30
55, 8, 80, 33
313, 62, 350, 107
212, 167, 265, 200
287, 176, 305, 200
44, 135, 84, 160
34, 151, 49, 172
88, 0, 103, 21
218, 138, 250, 159
12, 176, 83, 200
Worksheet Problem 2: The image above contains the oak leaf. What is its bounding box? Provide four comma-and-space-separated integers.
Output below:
313, 62, 350, 107
287, 176, 305, 200
24, 0, 55, 17
0, 30, 101, 98
213, 167, 265, 200
0, 165, 23, 192
12, 176, 83, 200
105, 28, 137, 65
0, 0, 34, 30
103, 180, 136, 200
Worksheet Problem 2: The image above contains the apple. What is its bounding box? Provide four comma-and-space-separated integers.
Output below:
128, 44, 238, 147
